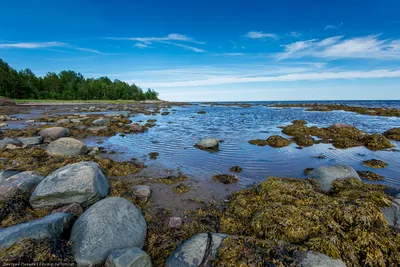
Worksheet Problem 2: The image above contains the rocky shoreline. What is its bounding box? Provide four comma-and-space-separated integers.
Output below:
1, 102, 400, 266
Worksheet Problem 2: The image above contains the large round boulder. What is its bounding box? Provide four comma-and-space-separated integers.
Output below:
38, 127, 70, 140
312, 165, 360, 191
29, 162, 109, 209
165, 233, 227, 267
70, 197, 147, 266
195, 138, 220, 151
0, 212, 72, 249
0, 171, 44, 200
47, 137, 88, 156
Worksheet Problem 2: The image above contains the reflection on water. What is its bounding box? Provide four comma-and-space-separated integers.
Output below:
82, 104, 400, 188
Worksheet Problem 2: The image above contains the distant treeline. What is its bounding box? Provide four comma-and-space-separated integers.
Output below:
0, 59, 159, 100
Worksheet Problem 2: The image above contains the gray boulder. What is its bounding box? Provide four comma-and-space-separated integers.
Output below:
0, 138, 22, 148
47, 137, 88, 156
16, 136, 43, 145
30, 162, 109, 209
57, 119, 71, 124
0, 212, 72, 249
92, 117, 110, 125
381, 194, 400, 231
312, 165, 360, 191
105, 247, 152, 267
88, 126, 109, 134
295, 251, 346, 267
195, 138, 220, 151
70, 197, 147, 266
0, 170, 21, 183
165, 233, 227, 267
0, 171, 45, 200
133, 185, 151, 202
38, 127, 70, 140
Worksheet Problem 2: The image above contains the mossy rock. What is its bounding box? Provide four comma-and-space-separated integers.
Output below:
172, 184, 190, 194
362, 159, 388, 169
229, 166, 243, 173
357, 171, 384, 181
0, 238, 74, 263
292, 120, 307, 125
362, 134, 393, 150
197, 110, 207, 114
266, 135, 291, 148
212, 174, 239, 184
248, 139, 268, 146
383, 128, 400, 141
294, 135, 315, 147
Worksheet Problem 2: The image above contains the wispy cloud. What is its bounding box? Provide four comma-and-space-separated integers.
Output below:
325, 22, 343, 30
276, 34, 400, 60
157, 41, 205, 53
137, 69, 400, 88
0, 41, 106, 55
134, 43, 150, 49
289, 32, 302, 38
0, 41, 66, 49
107, 33, 205, 52
245, 31, 277, 39
221, 53, 246, 56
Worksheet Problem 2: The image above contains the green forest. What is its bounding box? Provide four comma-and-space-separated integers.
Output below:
0, 59, 159, 101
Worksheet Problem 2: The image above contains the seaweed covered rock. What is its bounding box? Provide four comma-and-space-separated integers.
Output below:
212, 174, 239, 184
165, 233, 227, 267
0, 171, 44, 201
362, 159, 388, 169
362, 134, 393, 150
266, 135, 291, 148
295, 251, 346, 267
38, 127, 70, 140
70, 197, 147, 266
357, 171, 384, 181
219, 177, 399, 266
105, 247, 152, 267
0, 237, 74, 263
46, 137, 88, 156
383, 127, 400, 141
248, 139, 268, 146
195, 138, 219, 151
0, 212, 72, 249
30, 162, 109, 209
311, 165, 360, 191
229, 166, 243, 173
293, 135, 315, 147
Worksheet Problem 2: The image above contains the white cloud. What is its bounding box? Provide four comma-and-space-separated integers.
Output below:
221, 53, 246, 56
325, 22, 343, 30
107, 33, 205, 52
133, 68, 400, 88
290, 32, 302, 38
0, 41, 66, 49
157, 41, 205, 53
0, 41, 106, 54
245, 31, 277, 39
276, 35, 400, 60
134, 43, 149, 49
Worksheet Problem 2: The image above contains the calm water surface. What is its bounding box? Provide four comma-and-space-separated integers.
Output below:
84, 101, 400, 188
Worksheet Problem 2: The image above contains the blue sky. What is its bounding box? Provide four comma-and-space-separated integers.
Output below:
1, 0, 400, 101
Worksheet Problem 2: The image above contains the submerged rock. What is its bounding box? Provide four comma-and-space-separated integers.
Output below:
0, 171, 44, 200
295, 251, 346, 267
357, 171, 384, 181
165, 233, 227, 267
212, 174, 239, 184
229, 166, 243, 173
70, 197, 147, 266
30, 162, 109, 209
46, 137, 88, 156
0, 212, 72, 249
38, 127, 70, 140
105, 247, 152, 267
312, 165, 360, 191
266, 135, 291, 148
195, 138, 219, 151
